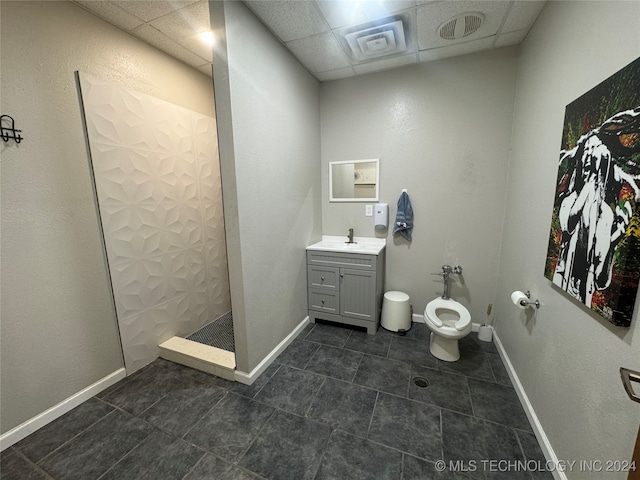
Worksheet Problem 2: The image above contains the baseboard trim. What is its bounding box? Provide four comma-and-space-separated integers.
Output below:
234, 316, 309, 386
492, 331, 565, 480
0, 368, 126, 452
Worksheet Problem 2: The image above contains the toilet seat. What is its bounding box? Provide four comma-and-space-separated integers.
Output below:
424, 297, 472, 362
424, 298, 471, 332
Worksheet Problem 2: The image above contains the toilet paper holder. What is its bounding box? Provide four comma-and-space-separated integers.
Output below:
519, 290, 540, 309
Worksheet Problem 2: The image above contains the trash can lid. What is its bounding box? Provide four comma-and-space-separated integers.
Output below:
384, 291, 410, 302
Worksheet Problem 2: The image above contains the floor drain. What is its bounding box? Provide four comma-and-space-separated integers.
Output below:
413, 376, 429, 388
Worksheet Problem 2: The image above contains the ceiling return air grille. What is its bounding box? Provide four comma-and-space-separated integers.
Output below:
438, 12, 484, 41
343, 17, 408, 62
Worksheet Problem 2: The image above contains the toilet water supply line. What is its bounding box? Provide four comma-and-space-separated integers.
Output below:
431, 264, 462, 300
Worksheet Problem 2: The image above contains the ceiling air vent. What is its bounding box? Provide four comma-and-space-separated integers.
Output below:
343, 18, 407, 62
438, 12, 484, 41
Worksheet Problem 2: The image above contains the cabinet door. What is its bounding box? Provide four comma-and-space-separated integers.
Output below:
340, 268, 376, 321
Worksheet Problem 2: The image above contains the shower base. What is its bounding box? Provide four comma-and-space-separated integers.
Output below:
187, 311, 235, 352
159, 311, 236, 381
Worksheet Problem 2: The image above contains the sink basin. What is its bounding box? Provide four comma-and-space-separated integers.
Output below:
307, 236, 385, 255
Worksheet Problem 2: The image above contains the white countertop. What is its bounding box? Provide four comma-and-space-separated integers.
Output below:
307, 235, 386, 255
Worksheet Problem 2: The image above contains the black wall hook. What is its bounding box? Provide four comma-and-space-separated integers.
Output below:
1, 115, 23, 144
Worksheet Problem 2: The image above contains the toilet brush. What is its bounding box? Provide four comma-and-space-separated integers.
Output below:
478, 304, 493, 342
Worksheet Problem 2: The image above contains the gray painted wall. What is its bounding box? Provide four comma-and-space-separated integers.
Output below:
495, 1, 640, 475
211, 1, 322, 373
320, 48, 519, 325
1, 1, 217, 434
4, 0, 639, 467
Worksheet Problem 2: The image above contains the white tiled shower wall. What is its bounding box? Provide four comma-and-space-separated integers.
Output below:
79, 72, 231, 373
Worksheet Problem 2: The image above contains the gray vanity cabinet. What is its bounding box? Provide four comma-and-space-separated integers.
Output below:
306, 249, 385, 334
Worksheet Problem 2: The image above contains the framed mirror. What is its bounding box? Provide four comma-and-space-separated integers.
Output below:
329, 159, 379, 202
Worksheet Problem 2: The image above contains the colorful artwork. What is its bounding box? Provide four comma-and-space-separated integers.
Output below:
544, 57, 640, 327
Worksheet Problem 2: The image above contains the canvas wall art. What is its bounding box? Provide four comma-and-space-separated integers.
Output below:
544, 57, 640, 327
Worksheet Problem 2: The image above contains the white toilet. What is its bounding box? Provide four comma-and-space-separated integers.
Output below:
424, 297, 472, 362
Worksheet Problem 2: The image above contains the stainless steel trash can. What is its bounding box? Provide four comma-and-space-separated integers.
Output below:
381, 291, 411, 333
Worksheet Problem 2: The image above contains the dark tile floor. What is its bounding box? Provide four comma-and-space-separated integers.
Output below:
2, 321, 554, 480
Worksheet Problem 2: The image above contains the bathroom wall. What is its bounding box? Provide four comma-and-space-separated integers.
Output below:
1, 1, 218, 435
494, 2, 640, 477
210, 1, 322, 373
320, 47, 519, 324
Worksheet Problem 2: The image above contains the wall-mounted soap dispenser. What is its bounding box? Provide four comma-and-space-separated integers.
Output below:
375, 203, 388, 230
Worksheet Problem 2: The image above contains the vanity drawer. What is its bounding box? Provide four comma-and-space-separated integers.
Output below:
307, 251, 376, 270
307, 265, 339, 290
308, 289, 338, 313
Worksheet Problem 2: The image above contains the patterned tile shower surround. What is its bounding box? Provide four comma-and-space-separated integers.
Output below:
186, 311, 235, 352
78, 72, 232, 373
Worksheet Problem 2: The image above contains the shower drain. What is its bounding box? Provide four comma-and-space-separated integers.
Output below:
413, 376, 430, 388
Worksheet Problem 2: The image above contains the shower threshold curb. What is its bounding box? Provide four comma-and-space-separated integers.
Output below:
159, 336, 236, 381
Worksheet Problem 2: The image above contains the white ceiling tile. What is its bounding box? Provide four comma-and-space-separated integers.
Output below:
149, 1, 212, 61
353, 52, 418, 75
501, 1, 546, 33
286, 31, 351, 73
74, 1, 145, 30
132, 24, 209, 67
173, 34, 213, 62
418, 35, 495, 62
196, 64, 213, 77
112, 0, 198, 23
315, 67, 357, 82
494, 28, 527, 48
315, 0, 415, 29
245, 0, 329, 42
150, 1, 210, 39
416, 1, 510, 50
74, 0, 546, 80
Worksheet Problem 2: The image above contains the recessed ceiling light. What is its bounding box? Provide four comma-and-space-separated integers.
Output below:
199, 31, 215, 46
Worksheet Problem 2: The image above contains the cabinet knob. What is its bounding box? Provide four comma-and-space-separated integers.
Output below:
321, 299, 325, 304
340, 274, 344, 278
321, 276, 325, 281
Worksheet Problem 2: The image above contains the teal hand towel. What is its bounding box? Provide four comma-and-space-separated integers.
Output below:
393, 191, 413, 241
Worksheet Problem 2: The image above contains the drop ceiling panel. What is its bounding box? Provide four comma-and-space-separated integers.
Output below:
315, 0, 415, 29
111, 0, 198, 22
286, 31, 351, 73
501, 1, 547, 33
150, 1, 213, 61
132, 24, 209, 67
418, 35, 495, 63
197, 64, 214, 77
244, 0, 330, 42
73, 0, 547, 82
315, 67, 357, 82
75, 0, 144, 30
353, 52, 418, 75
150, 2, 211, 39
494, 28, 528, 48
172, 34, 213, 63
416, 1, 510, 50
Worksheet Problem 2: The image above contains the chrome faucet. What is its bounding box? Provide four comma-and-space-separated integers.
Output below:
433, 264, 462, 300
347, 228, 355, 244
